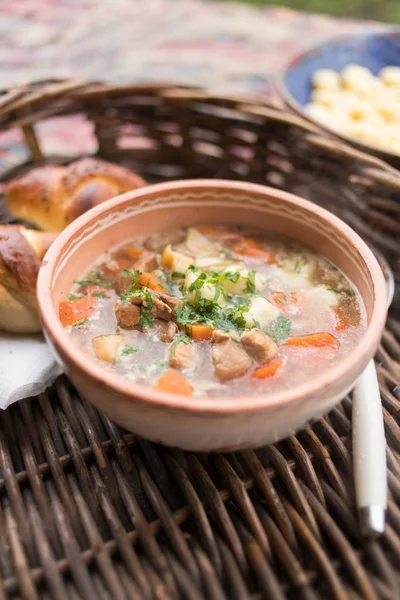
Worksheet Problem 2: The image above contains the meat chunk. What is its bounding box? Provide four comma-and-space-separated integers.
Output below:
149, 293, 183, 321
158, 293, 183, 313
114, 274, 134, 296
335, 294, 360, 327
99, 259, 122, 283
309, 259, 346, 292
211, 337, 252, 381
151, 319, 178, 342
240, 329, 278, 364
114, 300, 141, 328
212, 329, 240, 343
169, 340, 195, 371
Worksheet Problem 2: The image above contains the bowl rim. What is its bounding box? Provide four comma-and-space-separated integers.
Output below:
275, 27, 400, 166
37, 179, 388, 415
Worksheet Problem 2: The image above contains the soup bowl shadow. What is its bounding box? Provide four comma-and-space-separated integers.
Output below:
37, 180, 387, 452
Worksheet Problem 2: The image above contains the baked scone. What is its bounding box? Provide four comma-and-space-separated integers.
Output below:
0, 226, 56, 333
6, 157, 146, 232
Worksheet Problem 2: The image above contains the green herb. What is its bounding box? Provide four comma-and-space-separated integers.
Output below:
214, 280, 221, 303
139, 308, 153, 327
73, 318, 89, 327
221, 249, 235, 260
294, 259, 309, 274
176, 304, 196, 326
170, 333, 191, 358
224, 270, 240, 284
94, 292, 109, 298
126, 285, 153, 308
275, 294, 287, 304
75, 270, 111, 288
153, 359, 167, 368
172, 271, 186, 279
121, 344, 139, 355
327, 287, 341, 294
187, 272, 207, 306
245, 270, 256, 293
160, 271, 174, 294
264, 315, 291, 343
68, 293, 83, 301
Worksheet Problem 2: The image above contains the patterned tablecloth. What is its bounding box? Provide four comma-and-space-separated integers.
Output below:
0, 0, 383, 170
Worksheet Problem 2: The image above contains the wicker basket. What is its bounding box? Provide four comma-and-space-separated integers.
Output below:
0, 79, 399, 600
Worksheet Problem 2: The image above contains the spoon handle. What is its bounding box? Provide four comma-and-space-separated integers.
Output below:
352, 358, 387, 536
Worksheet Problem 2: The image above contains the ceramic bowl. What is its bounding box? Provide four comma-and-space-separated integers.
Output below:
278, 30, 400, 168
37, 179, 387, 451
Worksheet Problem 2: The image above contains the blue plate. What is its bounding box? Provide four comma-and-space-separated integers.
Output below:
278, 30, 400, 166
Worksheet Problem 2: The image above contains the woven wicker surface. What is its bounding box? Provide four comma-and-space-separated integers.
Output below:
0, 81, 399, 600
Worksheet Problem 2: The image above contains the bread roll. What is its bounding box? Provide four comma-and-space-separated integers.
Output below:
6, 157, 146, 232
0, 226, 56, 333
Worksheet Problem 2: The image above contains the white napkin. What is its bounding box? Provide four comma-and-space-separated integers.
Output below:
0, 333, 64, 409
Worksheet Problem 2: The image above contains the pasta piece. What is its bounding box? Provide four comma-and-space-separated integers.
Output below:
379, 66, 400, 89
375, 100, 400, 123
312, 69, 341, 91
343, 121, 389, 147
341, 64, 379, 96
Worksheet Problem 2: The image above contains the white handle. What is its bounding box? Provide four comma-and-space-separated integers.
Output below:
352, 358, 387, 535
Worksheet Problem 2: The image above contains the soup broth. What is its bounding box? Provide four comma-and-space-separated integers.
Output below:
62, 225, 366, 398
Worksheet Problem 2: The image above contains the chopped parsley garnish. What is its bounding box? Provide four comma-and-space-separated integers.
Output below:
176, 305, 195, 326
160, 272, 174, 294
121, 268, 141, 283
220, 249, 235, 260
68, 293, 83, 301
170, 333, 191, 358
264, 315, 291, 343
176, 293, 249, 334
75, 270, 111, 288
139, 307, 153, 327
293, 259, 309, 274
245, 270, 256, 293
327, 287, 341, 294
94, 292, 109, 298
224, 270, 240, 284
121, 344, 139, 355
153, 359, 167, 368
73, 318, 89, 327
172, 271, 186, 279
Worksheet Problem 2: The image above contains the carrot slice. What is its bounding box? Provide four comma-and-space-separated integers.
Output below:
252, 359, 282, 379
284, 333, 339, 349
233, 239, 276, 263
59, 297, 96, 327
139, 271, 167, 294
125, 247, 144, 260
197, 225, 221, 235
197, 225, 239, 240
189, 323, 214, 341
153, 369, 193, 396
